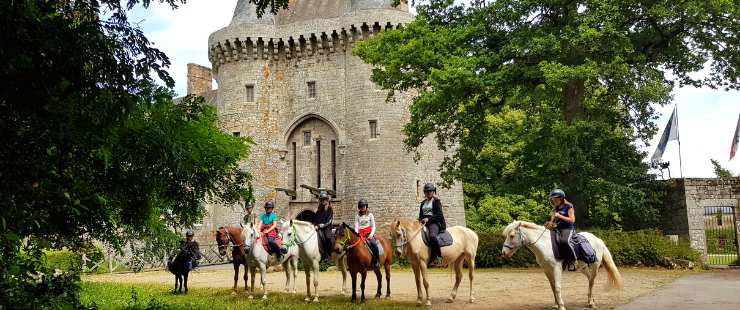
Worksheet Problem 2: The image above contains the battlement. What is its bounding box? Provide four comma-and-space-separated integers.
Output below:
208, 6, 413, 72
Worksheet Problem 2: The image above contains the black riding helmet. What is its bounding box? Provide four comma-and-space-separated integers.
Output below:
423, 183, 436, 193
549, 189, 565, 199
264, 201, 275, 209
318, 192, 329, 200
357, 199, 368, 208
186, 230, 195, 237
245, 202, 254, 209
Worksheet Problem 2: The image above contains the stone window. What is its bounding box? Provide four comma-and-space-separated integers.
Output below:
304, 131, 311, 146
245, 85, 254, 102
307, 81, 316, 98
369, 120, 378, 138
233, 132, 240, 137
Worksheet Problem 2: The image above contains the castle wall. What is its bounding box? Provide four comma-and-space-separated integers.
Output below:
193, 1, 465, 237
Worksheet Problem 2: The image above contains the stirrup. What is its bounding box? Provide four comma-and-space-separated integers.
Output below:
567, 261, 577, 271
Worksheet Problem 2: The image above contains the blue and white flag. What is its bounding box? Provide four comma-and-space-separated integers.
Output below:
731, 113, 740, 161
651, 107, 679, 163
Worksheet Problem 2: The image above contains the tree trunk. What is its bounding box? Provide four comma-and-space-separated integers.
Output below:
561, 79, 589, 227
561, 79, 585, 125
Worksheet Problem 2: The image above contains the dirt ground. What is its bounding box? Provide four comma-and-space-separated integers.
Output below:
83, 267, 691, 309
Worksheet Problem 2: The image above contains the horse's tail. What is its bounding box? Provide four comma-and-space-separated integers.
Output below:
601, 245, 623, 291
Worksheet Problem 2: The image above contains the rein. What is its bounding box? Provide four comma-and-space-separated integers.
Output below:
503, 226, 547, 249
218, 228, 244, 248
283, 224, 316, 247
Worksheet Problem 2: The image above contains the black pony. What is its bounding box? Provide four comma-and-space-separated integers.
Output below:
168, 240, 201, 294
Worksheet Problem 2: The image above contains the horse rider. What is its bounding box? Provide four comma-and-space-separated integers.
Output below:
313, 192, 334, 263
244, 201, 255, 225
418, 183, 446, 265
260, 201, 285, 261
355, 199, 380, 268
544, 189, 578, 270
173, 230, 202, 270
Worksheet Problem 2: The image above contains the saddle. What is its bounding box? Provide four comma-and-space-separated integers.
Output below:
261, 234, 283, 252
421, 228, 454, 248
365, 236, 385, 256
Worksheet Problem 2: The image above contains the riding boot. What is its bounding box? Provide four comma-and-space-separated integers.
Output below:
322, 253, 331, 263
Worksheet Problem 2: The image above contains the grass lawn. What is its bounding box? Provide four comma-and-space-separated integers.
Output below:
80, 282, 419, 310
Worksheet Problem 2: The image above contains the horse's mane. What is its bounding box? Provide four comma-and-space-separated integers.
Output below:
341, 222, 360, 237
502, 221, 546, 236
290, 220, 313, 228
394, 218, 422, 230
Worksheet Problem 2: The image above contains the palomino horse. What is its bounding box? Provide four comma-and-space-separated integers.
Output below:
501, 221, 623, 310
280, 219, 349, 303
390, 219, 478, 307
242, 220, 300, 300
333, 222, 392, 304
212, 226, 249, 295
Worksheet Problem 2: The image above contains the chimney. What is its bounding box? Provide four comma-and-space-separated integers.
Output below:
187, 63, 213, 96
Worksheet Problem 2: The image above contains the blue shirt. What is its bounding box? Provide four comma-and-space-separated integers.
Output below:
260, 213, 277, 225
422, 200, 434, 216
555, 204, 574, 230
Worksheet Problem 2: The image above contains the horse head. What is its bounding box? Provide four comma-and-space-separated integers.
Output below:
390, 219, 407, 257
280, 219, 296, 247
212, 227, 231, 256
333, 222, 352, 254
502, 221, 547, 258
242, 222, 259, 255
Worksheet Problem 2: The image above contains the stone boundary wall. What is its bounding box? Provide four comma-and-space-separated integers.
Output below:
652, 178, 740, 263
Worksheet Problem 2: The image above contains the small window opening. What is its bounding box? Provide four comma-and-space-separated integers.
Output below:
307, 81, 316, 98
304, 131, 311, 146
369, 120, 377, 138
233, 132, 240, 137
245, 85, 254, 102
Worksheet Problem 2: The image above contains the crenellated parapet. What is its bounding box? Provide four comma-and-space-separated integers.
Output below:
207, 9, 414, 72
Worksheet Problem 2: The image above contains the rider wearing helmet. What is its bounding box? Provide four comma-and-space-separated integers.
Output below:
545, 189, 577, 269
174, 230, 202, 270
261, 201, 283, 261
312, 192, 334, 263
355, 199, 380, 269
243, 201, 255, 225
418, 183, 447, 265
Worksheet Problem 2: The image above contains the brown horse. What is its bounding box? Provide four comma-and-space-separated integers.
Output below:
212, 226, 249, 295
334, 222, 391, 304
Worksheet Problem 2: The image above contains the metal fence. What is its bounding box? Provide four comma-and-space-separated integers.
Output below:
703, 206, 739, 265
81, 243, 233, 273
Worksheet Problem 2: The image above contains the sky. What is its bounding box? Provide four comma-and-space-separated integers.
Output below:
126, 0, 740, 179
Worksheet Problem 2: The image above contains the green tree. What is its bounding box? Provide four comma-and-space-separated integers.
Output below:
0, 0, 278, 307
711, 159, 734, 177
357, 0, 740, 228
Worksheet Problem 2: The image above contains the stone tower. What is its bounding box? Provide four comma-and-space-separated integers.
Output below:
192, 0, 465, 233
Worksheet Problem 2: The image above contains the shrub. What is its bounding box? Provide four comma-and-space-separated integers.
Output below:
44, 249, 83, 272
587, 229, 700, 266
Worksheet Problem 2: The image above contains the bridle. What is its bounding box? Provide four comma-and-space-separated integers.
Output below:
336, 227, 363, 250
217, 228, 243, 249
502, 226, 547, 249
243, 227, 260, 253
282, 224, 316, 247
391, 223, 422, 253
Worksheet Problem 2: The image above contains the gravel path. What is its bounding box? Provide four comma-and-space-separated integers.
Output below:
84, 267, 690, 309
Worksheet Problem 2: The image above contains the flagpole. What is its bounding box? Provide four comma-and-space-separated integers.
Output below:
675, 105, 683, 178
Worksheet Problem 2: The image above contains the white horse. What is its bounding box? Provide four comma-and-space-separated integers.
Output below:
389, 219, 479, 307
280, 219, 349, 303
501, 221, 623, 310
242, 220, 300, 300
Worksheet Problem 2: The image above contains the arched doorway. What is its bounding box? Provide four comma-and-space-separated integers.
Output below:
295, 210, 315, 222
286, 117, 339, 201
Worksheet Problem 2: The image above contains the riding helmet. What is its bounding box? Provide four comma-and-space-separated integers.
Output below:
186, 230, 195, 237
245, 202, 254, 209
318, 192, 330, 200
423, 183, 436, 193
264, 201, 275, 209
357, 199, 368, 208
549, 189, 565, 199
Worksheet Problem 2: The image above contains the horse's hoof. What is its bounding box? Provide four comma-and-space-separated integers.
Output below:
262, 295, 268, 300
312, 299, 319, 304
426, 301, 432, 307
339, 292, 346, 297
248, 295, 253, 300
375, 294, 381, 299
446, 298, 453, 303
231, 292, 236, 296
360, 301, 365, 305
469, 298, 475, 303
588, 303, 595, 308
304, 298, 311, 303
385, 294, 391, 299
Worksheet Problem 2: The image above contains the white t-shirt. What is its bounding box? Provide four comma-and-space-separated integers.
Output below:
355, 213, 376, 237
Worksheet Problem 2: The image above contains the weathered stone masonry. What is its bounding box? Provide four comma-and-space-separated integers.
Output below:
186, 0, 466, 237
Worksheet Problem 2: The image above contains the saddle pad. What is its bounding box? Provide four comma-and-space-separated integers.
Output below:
261, 235, 283, 252
422, 229, 453, 248
365, 237, 384, 256
571, 234, 596, 264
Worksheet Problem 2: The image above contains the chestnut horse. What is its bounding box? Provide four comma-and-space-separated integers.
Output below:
333, 222, 391, 305
212, 226, 249, 295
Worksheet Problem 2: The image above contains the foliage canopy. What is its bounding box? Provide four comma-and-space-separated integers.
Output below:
356, 0, 740, 228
